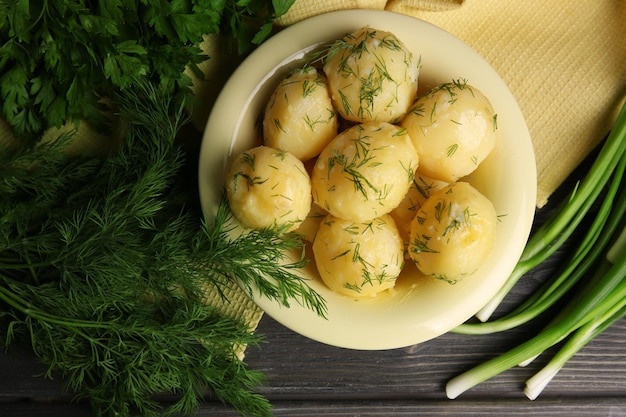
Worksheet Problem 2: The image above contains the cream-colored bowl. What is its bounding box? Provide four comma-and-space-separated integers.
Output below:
198, 10, 536, 350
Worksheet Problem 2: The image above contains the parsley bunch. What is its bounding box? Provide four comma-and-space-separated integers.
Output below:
0, 0, 294, 143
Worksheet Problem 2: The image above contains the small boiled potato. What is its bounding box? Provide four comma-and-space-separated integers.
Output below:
401, 81, 497, 183
323, 26, 419, 123
390, 174, 448, 243
313, 214, 404, 297
312, 122, 419, 222
225, 146, 311, 231
263, 67, 338, 161
408, 181, 497, 283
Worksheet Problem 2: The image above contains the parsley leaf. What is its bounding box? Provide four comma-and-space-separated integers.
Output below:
0, 0, 295, 144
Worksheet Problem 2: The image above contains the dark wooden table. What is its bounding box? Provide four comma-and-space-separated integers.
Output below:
1, 155, 625, 416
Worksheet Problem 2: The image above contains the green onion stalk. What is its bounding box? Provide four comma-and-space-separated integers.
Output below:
446, 100, 626, 400
523, 222, 626, 399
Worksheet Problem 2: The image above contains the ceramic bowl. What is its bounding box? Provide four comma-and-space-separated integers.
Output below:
198, 10, 536, 350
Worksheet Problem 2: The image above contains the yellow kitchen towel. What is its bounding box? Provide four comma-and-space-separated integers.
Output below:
276, 0, 626, 208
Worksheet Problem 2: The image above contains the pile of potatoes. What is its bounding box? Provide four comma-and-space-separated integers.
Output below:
225, 26, 499, 298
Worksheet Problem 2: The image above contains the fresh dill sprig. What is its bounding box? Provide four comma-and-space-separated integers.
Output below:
0, 79, 320, 417
326, 126, 380, 199
312, 28, 408, 121
202, 196, 328, 318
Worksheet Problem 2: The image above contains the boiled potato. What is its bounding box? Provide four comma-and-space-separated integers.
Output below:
408, 181, 497, 283
313, 214, 404, 297
390, 173, 448, 243
311, 122, 419, 222
263, 67, 338, 161
323, 26, 419, 123
225, 146, 311, 231
401, 80, 497, 183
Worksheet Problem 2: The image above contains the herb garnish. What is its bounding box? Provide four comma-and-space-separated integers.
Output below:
0, 80, 324, 417
321, 28, 409, 120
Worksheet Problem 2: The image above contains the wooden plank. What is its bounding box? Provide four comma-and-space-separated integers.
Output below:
3, 397, 626, 417
245, 315, 626, 400
247, 398, 626, 417
0, 403, 94, 417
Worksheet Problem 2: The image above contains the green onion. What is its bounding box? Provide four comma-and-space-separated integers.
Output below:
445, 100, 626, 400
524, 300, 626, 400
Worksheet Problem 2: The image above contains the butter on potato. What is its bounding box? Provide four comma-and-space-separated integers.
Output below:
225, 146, 311, 231
408, 181, 497, 283
263, 67, 338, 161
401, 80, 497, 183
313, 213, 404, 298
323, 26, 419, 124
311, 122, 419, 222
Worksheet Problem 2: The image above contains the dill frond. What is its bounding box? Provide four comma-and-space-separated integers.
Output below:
0, 79, 322, 417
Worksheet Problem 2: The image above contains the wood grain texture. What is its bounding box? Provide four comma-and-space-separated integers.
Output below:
246, 314, 626, 399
